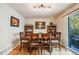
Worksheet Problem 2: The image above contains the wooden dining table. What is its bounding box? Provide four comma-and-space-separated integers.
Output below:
26, 33, 52, 55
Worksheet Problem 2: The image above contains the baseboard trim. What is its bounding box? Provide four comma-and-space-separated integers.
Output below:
8, 44, 20, 55
0, 43, 20, 55
0, 46, 12, 55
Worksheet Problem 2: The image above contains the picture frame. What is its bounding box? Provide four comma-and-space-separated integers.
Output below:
10, 16, 19, 27
35, 21, 45, 29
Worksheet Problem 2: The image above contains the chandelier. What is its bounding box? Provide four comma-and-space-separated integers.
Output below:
32, 4, 51, 11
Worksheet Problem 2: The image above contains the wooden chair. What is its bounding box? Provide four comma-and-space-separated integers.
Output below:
41, 33, 51, 55
29, 33, 40, 55
51, 32, 61, 51
19, 32, 30, 52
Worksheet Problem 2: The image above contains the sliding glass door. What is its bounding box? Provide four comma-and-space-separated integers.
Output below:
68, 11, 79, 54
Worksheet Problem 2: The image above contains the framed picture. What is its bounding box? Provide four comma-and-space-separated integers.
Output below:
35, 21, 45, 29
10, 16, 19, 27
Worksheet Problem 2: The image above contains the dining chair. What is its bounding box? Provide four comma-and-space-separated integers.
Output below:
41, 33, 51, 55
29, 33, 40, 55
51, 32, 61, 51
19, 32, 30, 52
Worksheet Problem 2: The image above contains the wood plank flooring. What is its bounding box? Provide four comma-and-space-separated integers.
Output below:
9, 45, 65, 55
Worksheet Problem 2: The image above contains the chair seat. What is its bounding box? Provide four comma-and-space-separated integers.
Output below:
25, 36, 30, 38
31, 43, 39, 45
22, 40, 29, 42
44, 37, 48, 39
42, 40, 50, 43
32, 36, 37, 39
51, 40, 59, 43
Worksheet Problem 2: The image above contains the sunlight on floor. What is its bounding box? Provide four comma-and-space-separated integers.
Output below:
42, 48, 74, 55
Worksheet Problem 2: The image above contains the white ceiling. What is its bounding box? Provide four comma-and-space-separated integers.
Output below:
7, 3, 73, 18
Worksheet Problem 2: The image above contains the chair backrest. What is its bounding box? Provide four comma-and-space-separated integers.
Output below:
49, 32, 61, 40
19, 32, 25, 40
41, 33, 49, 40
30, 33, 39, 43
49, 32, 55, 40
31, 33, 39, 40
55, 32, 61, 40
25, 33, 31, 40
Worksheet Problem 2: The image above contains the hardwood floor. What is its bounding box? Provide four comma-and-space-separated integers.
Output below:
9, 45, 65, 55
9, 45, 41, 55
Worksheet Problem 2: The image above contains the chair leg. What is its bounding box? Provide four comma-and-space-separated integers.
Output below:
38, 47, 39, 55
51, 43, 52, 53
29, 45, 31, 55
41, 45, 43, 55
20, 43, 22, 52
49, 48, 51, 55
49, 43, 52, 55
59, 43, 61, 51
27, 43, 30, 52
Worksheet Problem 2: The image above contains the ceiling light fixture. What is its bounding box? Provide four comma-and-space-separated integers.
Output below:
33, 4, 51, 11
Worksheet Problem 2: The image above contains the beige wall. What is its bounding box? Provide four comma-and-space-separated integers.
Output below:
55, 4, 79, 48
0, 4, 26, 54
25, 17, 55, 33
